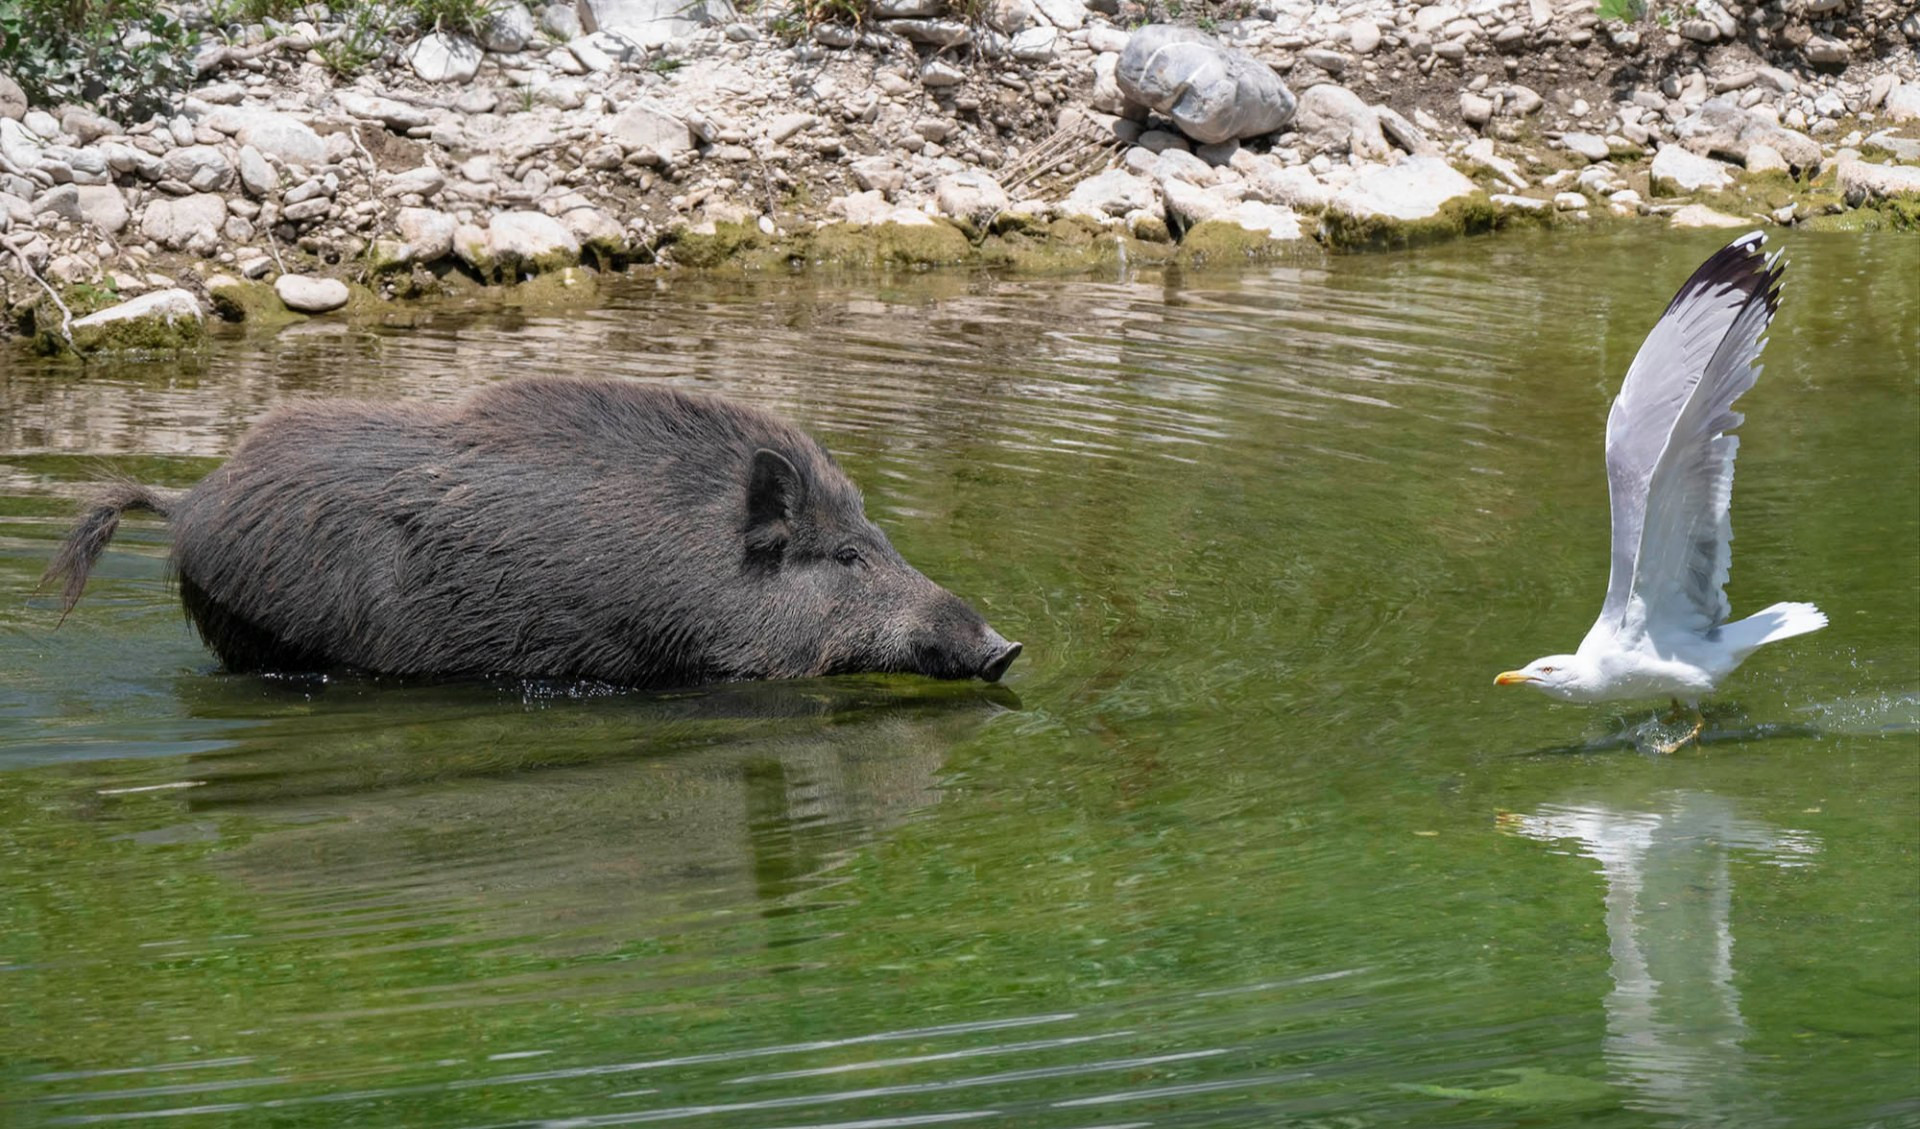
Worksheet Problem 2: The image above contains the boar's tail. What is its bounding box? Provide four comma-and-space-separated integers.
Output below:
43, 480, 181, 623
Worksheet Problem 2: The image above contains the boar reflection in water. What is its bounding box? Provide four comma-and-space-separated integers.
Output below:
196, 686, 1002, 928
47, 378, 1021, 687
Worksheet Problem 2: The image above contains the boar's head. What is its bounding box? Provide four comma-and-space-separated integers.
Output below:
738, 447, 1020, 683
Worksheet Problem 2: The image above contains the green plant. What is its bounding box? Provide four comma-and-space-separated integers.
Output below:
1594, 0, 1645, 20
311, 0, 397, 76
0, 0, 199, 120
646, 54, 681, 75
781, 0, 860, 31
406, 0, 497, 37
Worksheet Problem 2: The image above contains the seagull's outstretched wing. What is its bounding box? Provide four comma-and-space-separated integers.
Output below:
1582, 232, 1784, 653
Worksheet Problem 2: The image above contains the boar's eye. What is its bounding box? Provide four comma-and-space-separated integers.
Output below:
833, 545, 864, 568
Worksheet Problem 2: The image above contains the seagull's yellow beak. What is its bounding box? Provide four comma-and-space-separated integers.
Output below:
1494, 670, 1535, 686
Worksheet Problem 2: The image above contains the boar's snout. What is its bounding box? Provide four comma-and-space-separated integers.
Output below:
903, 590, 1022, 683
978, 629, 1021, 683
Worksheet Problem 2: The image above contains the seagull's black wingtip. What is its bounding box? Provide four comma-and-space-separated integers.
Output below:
1662, 229, 1785, 321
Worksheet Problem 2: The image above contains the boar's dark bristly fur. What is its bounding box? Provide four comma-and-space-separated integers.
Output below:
44, 378, 1022, 688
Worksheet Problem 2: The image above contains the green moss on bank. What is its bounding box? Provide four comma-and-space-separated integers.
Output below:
1320, 194, 1499, 252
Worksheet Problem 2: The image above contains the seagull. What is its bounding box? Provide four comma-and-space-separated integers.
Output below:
1495, 231, 1826, 751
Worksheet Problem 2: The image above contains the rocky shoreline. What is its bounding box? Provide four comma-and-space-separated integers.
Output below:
1, 0, 1916, 353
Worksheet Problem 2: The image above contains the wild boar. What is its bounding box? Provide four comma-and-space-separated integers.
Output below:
46, 378, 1021, 687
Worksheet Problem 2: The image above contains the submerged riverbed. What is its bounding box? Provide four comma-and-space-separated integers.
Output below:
2, 230, 1916, 1128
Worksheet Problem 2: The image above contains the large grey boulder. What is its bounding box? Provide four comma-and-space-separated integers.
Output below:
1116, 24, 1296, 145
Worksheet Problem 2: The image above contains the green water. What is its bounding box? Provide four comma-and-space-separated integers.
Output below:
1, 230, 1915, 1128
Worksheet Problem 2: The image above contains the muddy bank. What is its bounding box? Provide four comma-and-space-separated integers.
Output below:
1, 0, 1916, 352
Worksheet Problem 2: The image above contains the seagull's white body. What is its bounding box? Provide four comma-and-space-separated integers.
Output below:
1498, 232, 1825, 711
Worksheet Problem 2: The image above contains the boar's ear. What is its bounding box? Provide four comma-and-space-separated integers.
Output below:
746, 448, 809, 554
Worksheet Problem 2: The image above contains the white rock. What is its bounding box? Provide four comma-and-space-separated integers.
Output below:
1161, 176, 1227, 228
1030, 0, 1084, 30
579, 0, 716, 46
1349, 18, 1381, 54
481, 2, 536, 52
920, 59, 965, 87
1217, 200, 1303, 240
767, 113, 816, 144
935, 171, 1008, 229
203, 107, 328, 167
605, 99, 694, 159
541, 1, 582, 39
0, 72, 24, 121
1744, 143, 1788, 174
237, 145, 277, 198
1561, 132, 1610, 162
563, 205, 625, 249
1553, 191, 1588, 210
1330, 155, 1478, 222
1649, 145, 1736, 194
834, 189, 893, 226
1011, 25, 1058, 61
71, 288, 202, 335
139, 193, 226, 250
32, 184, 128, 233
1668, 203, 1748, 228
384, 165, 447, 198
1460, 92, 1493, 127
1463, 138, 1527, 188
1090, 53, 1131, 116
1235, 155, 1335, 211
1060, 167, 1159, 219
274, 274, 350, 313
486, 210, 581, 272
397, 207, 458, 260
1490, 192, 1549, 211
162, 145, 234, 193
407, 33, 484, 83
1885, 85, 1920, 124
1836, 159, 1920, 203
1803, 36, 1849, 66
337, 92, 433, 132
1295, 84, 1390, 160
568, 34, 617, 71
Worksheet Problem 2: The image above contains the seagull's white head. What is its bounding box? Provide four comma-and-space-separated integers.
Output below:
1495, 655, 1601, 701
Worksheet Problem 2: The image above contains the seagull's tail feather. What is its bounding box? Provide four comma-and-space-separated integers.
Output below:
1721, 601, 1827, 658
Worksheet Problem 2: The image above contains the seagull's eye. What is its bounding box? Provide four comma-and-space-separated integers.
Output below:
1539, 666, 1556, 674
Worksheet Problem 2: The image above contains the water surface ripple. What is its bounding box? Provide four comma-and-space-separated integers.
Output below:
2, 231, 1915, 1128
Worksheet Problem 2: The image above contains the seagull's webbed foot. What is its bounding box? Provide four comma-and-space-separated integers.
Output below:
1649, 699, 1705, 754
